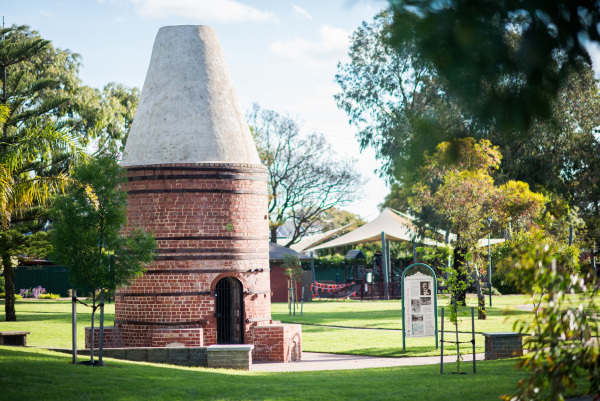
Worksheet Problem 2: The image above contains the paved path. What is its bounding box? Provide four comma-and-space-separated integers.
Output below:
252, 352, 485, 372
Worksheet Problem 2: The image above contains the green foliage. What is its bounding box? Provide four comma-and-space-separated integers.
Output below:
3, 25, 139, 149
0, 276, 4, 293
283, 254, 302, 283
388, 1, 598, 132
440, 263, 472, 374
0, 293, 22, 300
50, 147, 155, 293
503, 231, 599, 400
410, 138, 543, 308
417, 245, 450, 271
335, 10, 472, 184
493, 230, 580, 295
38, 293, 60, 299
304, 254, 346, 270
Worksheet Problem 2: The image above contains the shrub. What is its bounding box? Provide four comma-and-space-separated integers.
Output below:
19, 286, 46, 298
0, 293, 23, 300
38, 293, 60, 299
0, 276, 4, 293
492, 268, 521, 294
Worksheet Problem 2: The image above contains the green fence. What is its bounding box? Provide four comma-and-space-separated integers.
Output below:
313, 266, 347, 282
13, 265, 73, 297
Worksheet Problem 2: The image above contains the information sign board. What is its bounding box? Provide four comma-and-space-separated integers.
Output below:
401, 263, 438, 350
404, 272, 435, 338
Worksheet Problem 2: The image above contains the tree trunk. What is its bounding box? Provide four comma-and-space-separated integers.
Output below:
476, 274, 486, 320
270, 226, 277, 244
452, 246, 468, 305
90, 291, 96, 364
2, 255, 16, 321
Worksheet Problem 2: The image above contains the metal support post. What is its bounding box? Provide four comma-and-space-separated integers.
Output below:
382, 232, 389, 300
471, 307, 476, 374
72, 289, 77, 364
440, 307, 444, 374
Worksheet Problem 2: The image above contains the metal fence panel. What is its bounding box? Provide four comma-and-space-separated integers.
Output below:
314, 266, 347, 283
13, 266, 72, 297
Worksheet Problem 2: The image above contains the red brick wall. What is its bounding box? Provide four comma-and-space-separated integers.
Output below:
116, 163, 271, 347
85, 326, 122, 348
251, 323, 302, 362
151, 328, 203, 347
270, 262, 302, 303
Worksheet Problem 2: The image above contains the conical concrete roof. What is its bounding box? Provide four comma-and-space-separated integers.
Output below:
122, 25, 261, 167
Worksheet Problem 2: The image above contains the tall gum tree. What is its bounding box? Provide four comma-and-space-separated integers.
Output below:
248, 104, 365, 246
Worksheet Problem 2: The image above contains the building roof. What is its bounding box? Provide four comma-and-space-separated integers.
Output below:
269, 242, 313, 262
288, 223, 355, 252
344, 250, 367, 259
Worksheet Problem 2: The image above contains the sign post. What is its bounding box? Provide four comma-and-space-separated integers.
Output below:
402, 263, 438, 351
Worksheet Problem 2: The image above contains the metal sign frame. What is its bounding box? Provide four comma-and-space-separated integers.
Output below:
401, 263, 438, 350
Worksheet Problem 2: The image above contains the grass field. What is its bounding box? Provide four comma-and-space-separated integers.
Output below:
271, 295, 532, 356
0, 346, 535, 401
0, 295, 525, 357
0, 296, 597, 400
0, 294, 595, 358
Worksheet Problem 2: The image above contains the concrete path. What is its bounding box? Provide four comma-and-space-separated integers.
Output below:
252, 352, 485, 372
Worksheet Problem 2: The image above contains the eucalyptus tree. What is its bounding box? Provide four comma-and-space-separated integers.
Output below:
248, 104, 365, 247
387, 0, 600, 132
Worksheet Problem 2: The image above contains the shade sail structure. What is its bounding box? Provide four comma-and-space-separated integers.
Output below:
289, 223, 356, 252
477, 238, 505, 247
306, 209, 443, 252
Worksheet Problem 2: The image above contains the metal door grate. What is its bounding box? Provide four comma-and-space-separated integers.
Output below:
214, 277, 244, 344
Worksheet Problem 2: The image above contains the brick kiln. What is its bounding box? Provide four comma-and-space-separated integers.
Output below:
97, 25, 300, 362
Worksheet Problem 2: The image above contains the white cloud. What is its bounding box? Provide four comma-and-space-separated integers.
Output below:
130, 0, 275, 23
270, 25, 349, 65
292, 4, 312, 20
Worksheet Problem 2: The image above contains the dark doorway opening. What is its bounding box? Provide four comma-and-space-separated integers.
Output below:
214, 276, 244, 344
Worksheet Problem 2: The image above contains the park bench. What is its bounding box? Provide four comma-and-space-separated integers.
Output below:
0, 331, 30, 346
481, 332, 524, 360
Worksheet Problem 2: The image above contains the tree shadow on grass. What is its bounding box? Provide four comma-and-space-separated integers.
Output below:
0, 347, 528, 401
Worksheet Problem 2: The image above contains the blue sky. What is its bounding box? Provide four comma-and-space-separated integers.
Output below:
4, 0, 390, 221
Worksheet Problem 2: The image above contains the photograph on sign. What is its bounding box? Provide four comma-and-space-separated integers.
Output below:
420, 281, 432, 295
411, 299, 421, 313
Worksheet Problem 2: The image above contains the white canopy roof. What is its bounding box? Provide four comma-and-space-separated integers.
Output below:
306, 209, 443, 251
289, 223, 355, 253
305, 208, 505, 252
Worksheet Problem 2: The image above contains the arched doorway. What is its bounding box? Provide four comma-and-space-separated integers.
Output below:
214, 277, 244, 344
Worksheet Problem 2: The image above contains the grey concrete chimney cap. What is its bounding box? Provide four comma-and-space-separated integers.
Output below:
122, 25, 261, 167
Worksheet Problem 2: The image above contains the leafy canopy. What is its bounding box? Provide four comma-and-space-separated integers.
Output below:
410, 138, 544, 249
388, 0, 599, 132
50, 149, 155, 292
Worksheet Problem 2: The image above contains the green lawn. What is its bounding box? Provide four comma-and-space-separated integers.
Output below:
271, 295, 533, 357
0, 299, 115, 348
0, 346, 538, 401
0, 294, 595, 359
0, 297, 597, 400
